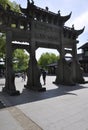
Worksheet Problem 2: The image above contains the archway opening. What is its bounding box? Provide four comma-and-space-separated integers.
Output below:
12, 42, 29, 93
36, 47, 60, 89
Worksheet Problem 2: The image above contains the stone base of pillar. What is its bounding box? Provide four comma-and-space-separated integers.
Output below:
24, 84, 46, 92
55, 59, 75, 86
25, 59, 46, 91
54, 79, 75, 86
38, 87, 46, 92
2, 87, 20, 96
3, 70, 20, 96
75, 62, 85, 84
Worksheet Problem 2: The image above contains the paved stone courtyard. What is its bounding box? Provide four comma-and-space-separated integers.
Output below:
0, 75, 88, 130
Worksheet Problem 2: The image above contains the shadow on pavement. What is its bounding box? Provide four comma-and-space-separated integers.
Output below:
0, 83, 87, 109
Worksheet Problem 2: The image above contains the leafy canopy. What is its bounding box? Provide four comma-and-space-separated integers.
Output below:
0, 0, 28, 72
0, 0, 20, 12
13, 49, 29, 72
38, 52, 59, 69
0, 34, 6, 59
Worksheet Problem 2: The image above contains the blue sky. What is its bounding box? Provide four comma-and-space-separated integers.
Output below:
10, 0, 88, 59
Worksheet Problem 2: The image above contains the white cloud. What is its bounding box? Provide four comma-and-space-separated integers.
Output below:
66, 11, 88, 45
74, 12, 88, 30
67, 11, 88, 50
66, 11, 88, 30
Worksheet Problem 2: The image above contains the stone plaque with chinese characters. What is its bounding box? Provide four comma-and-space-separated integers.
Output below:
32, 21, 61, 45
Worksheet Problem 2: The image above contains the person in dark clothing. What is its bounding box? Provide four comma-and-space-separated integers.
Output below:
42, 69, 46, 85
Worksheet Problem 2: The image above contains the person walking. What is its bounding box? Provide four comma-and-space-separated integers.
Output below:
42, 69, 46, 85
22, 72, 26, 81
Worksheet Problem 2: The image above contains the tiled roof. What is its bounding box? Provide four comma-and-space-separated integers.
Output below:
78, 42, 88, 49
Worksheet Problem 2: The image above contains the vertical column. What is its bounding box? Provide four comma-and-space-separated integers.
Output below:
26, 43, 42, 90
25, 20, 46, 91
3, 30, 20, 95
55, 27, 74, 85
72, 42, 84, 83
72, 41, 77, 82
55, 27, 64, 84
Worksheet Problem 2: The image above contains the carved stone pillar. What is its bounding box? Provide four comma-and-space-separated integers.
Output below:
72, 42, 85, 83
25, 43, 46, 91
71, 42, 77, 82
55, 28, 75, 85
25, 20, 46, 91
2, 30, 20, 95
55, 27, 64, 84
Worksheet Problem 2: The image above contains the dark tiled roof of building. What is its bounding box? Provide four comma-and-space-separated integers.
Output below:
78, 42, 88, 49
47, 62, 58, 67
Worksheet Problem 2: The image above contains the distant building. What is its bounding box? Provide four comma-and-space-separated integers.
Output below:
47, 62, 58, 75
78, 42, 88, 73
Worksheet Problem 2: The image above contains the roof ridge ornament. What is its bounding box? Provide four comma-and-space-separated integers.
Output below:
27, 0, 34, 6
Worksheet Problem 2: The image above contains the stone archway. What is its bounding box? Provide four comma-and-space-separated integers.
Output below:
0, 1, 85, 95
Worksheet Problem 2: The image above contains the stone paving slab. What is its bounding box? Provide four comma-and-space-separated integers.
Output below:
0, 76, 88, 130
17, 81, 88, 130
0, 109, 23, 130
0, 107, 43, 130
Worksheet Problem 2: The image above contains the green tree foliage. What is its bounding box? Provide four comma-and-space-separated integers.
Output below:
9, 1, 20, 12
0, 34, 6, 59
0, 0, 23, 69
0, 0, 10, 8
0, 0, 20, 12
0, 0, 20, 59
38, 52, 59, 69
13, 49, 29, 72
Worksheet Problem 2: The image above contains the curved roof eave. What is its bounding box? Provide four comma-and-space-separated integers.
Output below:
19, 5, 27, 14
75, 26, 85, 36
60, 12, 72, 22
19, 3, 72, 22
